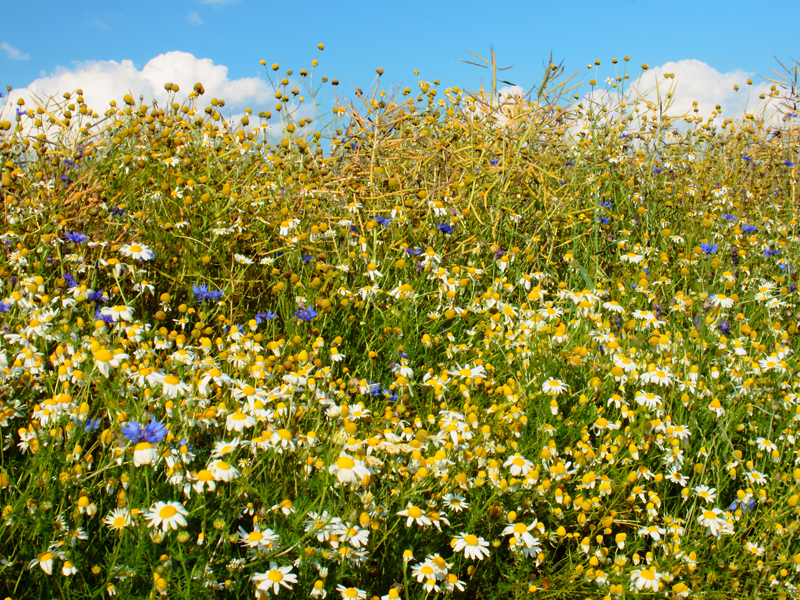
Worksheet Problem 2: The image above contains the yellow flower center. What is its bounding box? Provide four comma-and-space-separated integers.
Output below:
159, 505, 178, 519
641, 569, 655, 580
408, 506, 423, 519
215, 461, 231, 471
164, 375, 179, 385
95, 349, 112, 362
336, 456, 355, 470
465, 534, 479, 546
268, 570, 283, 582
130, 245, 142, 253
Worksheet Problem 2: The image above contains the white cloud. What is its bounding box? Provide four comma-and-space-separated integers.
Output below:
1, 51, 274, 119
627, 59, 774, 122
0, 51, 320, 141
186, 11, 204, 25
86, 16, 111, 31
567, 58, 790, 139
1, 42, 30, 61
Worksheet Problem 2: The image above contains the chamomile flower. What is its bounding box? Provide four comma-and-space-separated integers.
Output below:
336, 585, 366, 600
119, 243, 155, 261
252, 563, 297, 595
697, 508, 731, 537
208, 459, 240, 482
397, 503, 432, 527
503, 453, 535, 477
452, 532, 490, 560
542, 379, 569, 395
630, 568, 663, 592
442, 493, 469, 512
711, 293, 735, 308
329, 453, 372, 485
29, 550, 58, 575
100, 305, 134, 322
239, 525, 280, 550
502, 521, 540, 548
693, 485, 717, 504
103, 508, 131, 532
145, 501, 188, 531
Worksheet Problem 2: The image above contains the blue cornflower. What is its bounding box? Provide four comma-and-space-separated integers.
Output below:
490, 159, 500, 166
599, 201, 613, 208
87, 289, 106, 303
73, 415, 101, 432
729, 497, 755, 513
350, 225, 360, 234
437, 223, 454, 235
109, 206, 125, 217
63, 273, 78, 289
718, 320, 731, 335
598, 216, 611, 225
121, 417, 168, 444
721, 214, 736, 222
254, 311, 277, 324
742, 155, 753, 162
193, 283, 224, 302
16, 108, 26, 117
785, 161, 796, 167
367, 382, 382, 396
301, 253, 313, 263
294, 308, 318, 322
764, 248, 780, 257
269, 249, 284, 259
701, 243, 719, 255
94, 308, 114, 325
652, 167, 663, 174
65, 231, 87, 243
406, 247, 422, 256
741, 224, 758, 233
59, 174, 72, 187
398, 350, 408, 358
374, 216, 392, 226
565, 160, 575, 167
0, 301, 10, 313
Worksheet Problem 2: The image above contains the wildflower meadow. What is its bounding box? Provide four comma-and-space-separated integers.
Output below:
1, 47, 800, 599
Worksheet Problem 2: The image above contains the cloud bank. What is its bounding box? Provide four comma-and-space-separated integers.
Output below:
0, 51, 325, 142
626, 59, 775, 122
2, 51, 273, 118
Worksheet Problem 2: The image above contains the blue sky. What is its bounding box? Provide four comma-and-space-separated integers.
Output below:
2, 0, 798, 131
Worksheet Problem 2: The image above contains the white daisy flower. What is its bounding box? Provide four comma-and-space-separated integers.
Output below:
145, 501, 188, 531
